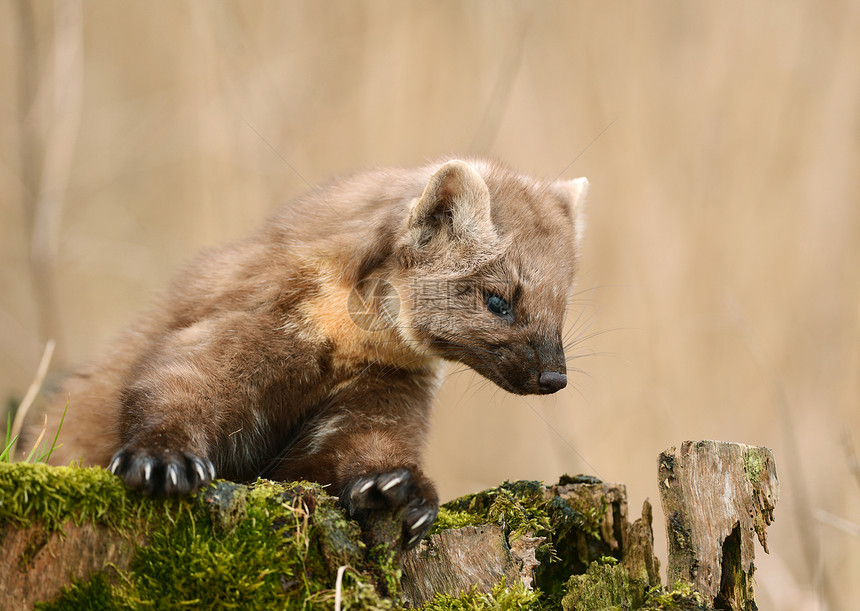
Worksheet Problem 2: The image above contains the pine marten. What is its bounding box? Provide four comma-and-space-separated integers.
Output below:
28, 159, 588, 549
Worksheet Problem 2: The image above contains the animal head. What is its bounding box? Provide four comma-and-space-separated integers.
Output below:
391, 159, 588, 395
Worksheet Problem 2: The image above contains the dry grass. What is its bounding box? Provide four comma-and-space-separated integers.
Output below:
1, 2, 858, 608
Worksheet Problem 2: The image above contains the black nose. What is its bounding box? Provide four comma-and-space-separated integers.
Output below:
538, 371, 567, 394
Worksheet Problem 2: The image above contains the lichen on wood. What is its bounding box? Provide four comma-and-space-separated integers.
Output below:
0, 440, 778, 610
658, 440, 779, 610
402, 476, 662, 608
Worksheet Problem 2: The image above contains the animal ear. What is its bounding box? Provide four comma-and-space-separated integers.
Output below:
406, 160, 494, 246
553, 177, 589, 246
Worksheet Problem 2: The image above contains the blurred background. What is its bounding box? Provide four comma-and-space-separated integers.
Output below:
1, 1, 858, 608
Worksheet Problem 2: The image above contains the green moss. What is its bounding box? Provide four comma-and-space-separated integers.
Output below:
743, 449, 765, 483
554, 493, 605, 541
0, 462, 150, 532
561, 561, 646, 611
18, 528, 50, 571
428, 507, 487, 535
440, 481, 554, 548
561, 570, 709, 611
367, 543, 401, 600
310, 499, 365, 570
129, 497, 293, 607
431, 478, 606, 555
598, 555, 619, 566
5, 464, 394, 610
433, 477, 630, 607
198, 480, 248, 532
559, 562, 710, 610
35, 571, 119, 610
643, 581, 706, 610
6, 467, 711, 610
419, 580, 542, 610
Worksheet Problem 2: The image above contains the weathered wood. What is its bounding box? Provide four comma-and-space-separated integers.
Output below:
552, 479, 628, 549
401, 524, 522, 605
5, 446, 778, 608
623, 500, 661, 587
400, 477, 661, 607
550, 478, 661, 587
0, 522, 141, 611
509, 533, 546, 589
658, 440, 779, 610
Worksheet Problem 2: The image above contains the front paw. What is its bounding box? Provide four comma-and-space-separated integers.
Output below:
108, 446, 215, 497
344, 467, 439, 550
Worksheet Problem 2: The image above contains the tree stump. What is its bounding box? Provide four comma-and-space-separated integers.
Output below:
401, 477, 661, 607
658, 440, 779, 610
400, 524, 523, 604
0, 441, 779, 609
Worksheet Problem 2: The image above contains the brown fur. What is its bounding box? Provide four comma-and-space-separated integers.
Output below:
27, 158, 587, 548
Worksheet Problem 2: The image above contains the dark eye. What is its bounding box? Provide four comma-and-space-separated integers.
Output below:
486, 294, 511, 317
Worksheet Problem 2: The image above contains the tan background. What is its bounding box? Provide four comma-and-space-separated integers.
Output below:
2, 2, 858, 608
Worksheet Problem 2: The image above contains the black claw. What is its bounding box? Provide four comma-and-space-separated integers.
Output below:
343, 468, 438, 551
375, 468, 411, 503
403, 502, 438, 549
349, 468, 413, 510
190, 456, 215, 488
108, 446, 214, 497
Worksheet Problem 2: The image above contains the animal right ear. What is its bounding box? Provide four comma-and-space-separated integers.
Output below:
553, 177, 589, 246
405, 160, 495, 248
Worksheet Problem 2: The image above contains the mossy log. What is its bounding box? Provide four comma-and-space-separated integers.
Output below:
402, 477, 661, 606
0, 465, 660, 609
659, 440, 779, 611
0, 466, 380, 610
0, 439, 778, 610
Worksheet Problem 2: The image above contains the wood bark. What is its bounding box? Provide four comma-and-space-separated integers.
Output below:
401, 524, 523, 605
400, 478, 661, 607
658, 440, 779, 610
0, 522, 142, 611
1, 441, 779, 609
